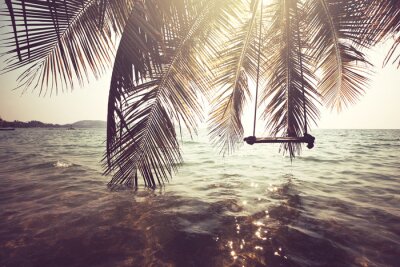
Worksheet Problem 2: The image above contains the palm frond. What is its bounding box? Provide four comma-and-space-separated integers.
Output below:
306, 0, 372, 111
261, 0, 320, 157
105, 0, 222, 187
363, 0, 400, 43
208, 0, 262, 155
384, 35, 400, 68
2, 0, 132, 94
366, 0, 400, 67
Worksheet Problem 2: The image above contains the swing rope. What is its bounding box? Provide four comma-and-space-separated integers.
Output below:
246, 0, 315, 149
253, 0, 263, 137
295, 3, 308, 135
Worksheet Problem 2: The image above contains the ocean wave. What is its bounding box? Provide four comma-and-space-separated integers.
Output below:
299, 156, 345, 163
53, 161, 73, 168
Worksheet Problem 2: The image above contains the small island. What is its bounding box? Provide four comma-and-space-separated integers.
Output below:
0, 117, 106, 129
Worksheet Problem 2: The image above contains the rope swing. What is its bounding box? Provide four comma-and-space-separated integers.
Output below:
244, 0, 315, 149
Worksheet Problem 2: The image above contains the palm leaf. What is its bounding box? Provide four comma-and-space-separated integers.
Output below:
261, 0, 320, 157
2, 0, 131, 94
105, 0, 224, 187
363, 0, 400, 43
306, 0, 372, 111
364, 0, 400, 67
208, 0, 262, 155
384, 36, 400, 68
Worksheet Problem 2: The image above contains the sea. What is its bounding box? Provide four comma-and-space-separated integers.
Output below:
0, 128, 399, 267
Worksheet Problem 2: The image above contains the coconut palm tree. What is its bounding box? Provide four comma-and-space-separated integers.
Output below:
2, 0, 399, 187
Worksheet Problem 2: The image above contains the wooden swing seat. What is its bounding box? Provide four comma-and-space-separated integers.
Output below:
244, 134, 315, 149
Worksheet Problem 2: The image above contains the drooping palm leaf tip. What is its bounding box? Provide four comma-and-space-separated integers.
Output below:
2, 0, 399, 187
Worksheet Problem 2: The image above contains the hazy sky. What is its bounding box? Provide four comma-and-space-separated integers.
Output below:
0, 38, 399, 129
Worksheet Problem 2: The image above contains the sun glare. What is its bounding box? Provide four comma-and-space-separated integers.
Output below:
262, 0, 274, 6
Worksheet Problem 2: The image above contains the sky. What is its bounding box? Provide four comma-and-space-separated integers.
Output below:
0, 33, 399, 129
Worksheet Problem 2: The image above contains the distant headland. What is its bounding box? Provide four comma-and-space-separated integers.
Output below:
0, 118, 106, 129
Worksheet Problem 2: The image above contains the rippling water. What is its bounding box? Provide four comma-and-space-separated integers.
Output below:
0, 128, 399, 267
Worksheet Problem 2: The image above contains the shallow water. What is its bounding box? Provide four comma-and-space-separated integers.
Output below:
0, 128, 399, 267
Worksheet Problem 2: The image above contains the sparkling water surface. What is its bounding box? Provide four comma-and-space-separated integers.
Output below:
0, 128, 399, 267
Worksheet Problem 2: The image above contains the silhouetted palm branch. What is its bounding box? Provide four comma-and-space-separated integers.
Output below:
2, 0, 131, 94
306, 0, 372, 111
104, 0, 228, 187
261, 0, 320, 157
364, 0, 400, 67
208, 0, 261, 155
